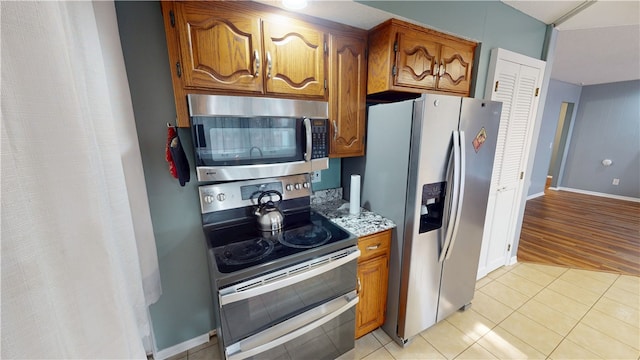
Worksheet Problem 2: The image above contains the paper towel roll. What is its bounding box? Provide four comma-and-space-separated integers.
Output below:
350, 174, 361, 215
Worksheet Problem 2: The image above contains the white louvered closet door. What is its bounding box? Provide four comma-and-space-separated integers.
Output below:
489, 60, 519, 191
477, 48, 545, 279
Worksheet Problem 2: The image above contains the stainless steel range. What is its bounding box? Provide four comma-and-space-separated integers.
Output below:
199, 173, 359, 360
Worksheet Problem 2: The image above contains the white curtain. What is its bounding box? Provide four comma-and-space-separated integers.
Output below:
1, 1, 161, 358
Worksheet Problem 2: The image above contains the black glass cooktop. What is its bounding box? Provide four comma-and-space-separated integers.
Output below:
205, 211, 353, 274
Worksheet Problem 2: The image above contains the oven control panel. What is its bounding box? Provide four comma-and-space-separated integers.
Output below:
199, 174, 312, 214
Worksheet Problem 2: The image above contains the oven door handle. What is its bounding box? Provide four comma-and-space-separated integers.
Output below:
226, 290, 359, 360
219, 247, 360, 306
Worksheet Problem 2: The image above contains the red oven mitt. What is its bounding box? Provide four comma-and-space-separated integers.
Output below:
166, 126, 191, 186
166, 126, 178, 178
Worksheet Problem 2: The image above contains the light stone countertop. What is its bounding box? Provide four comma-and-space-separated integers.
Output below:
311, 188, 396, 237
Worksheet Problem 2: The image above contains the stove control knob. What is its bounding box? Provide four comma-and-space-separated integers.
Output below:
204, 195, 214, 204
285, 184, 293, 191
217, 193, 226, 202
294, 183, 301, 190
303, 182, 310, 189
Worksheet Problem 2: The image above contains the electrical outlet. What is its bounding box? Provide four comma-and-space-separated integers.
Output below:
612, 178, 620, 185
311, 171, 321, 183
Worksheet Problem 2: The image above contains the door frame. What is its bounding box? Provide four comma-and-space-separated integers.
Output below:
549, 102, 576, 189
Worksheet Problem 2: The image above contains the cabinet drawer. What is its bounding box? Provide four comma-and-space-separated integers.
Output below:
357, 230, 391, 263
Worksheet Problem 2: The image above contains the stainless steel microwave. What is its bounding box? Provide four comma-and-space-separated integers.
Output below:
188, 94, 329, 182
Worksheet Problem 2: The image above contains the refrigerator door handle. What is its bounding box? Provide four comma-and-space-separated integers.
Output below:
439, 130, 461, 262
445, 131, 466, 260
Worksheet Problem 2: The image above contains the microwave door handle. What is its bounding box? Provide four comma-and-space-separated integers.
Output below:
303, 117, 312, 161
445, 131, 466, 260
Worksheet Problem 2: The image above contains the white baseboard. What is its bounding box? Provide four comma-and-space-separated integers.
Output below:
476, 267, 487, 280
477, 257, 518, 280
557, 187, 640, 203
547, 187, 560, 191
527, 192, 545, 200
155, 331, 214, 360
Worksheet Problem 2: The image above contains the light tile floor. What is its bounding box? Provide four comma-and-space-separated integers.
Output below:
169, 262, 640, 360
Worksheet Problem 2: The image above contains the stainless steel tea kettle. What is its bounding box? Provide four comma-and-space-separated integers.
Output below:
255, 190, 284, 232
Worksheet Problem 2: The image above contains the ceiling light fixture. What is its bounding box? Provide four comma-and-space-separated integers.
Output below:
282, 0, 308, 10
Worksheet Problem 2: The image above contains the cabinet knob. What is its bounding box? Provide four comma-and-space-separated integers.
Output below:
332, 120, 338, 141
366, 243, 381, 251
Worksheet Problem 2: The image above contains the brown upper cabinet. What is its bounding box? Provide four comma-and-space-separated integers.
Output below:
328, 33, 367, 158
171, 1, 327, 98
367, 19, 477, 100
161, 1, 368, 159
173, 4, 263, 93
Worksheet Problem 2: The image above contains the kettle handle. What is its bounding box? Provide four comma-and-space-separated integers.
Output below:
257, 190, 283, 207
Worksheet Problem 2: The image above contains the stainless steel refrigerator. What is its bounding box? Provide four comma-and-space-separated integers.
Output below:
342, 93, 501, 345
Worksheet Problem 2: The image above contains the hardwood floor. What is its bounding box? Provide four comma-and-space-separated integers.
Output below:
518, 189, 640, 276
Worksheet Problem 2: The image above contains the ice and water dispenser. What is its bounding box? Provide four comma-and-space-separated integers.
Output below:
419, 182, 446, 234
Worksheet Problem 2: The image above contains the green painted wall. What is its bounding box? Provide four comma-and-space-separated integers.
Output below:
114, 1, 214, 351
114, 0, 546, 352
313, 158, 342, 191
358, 1, 547, 97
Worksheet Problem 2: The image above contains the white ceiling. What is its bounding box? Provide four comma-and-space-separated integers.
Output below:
256, 0, 640, 86
502, 0, 640, 86
502, 0, 640, 30
254, 0, 391, 29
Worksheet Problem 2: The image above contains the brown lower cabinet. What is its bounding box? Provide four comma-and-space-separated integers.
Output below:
355, 229, 391, 338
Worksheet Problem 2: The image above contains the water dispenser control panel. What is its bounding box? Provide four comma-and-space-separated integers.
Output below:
419, 182, 447, 234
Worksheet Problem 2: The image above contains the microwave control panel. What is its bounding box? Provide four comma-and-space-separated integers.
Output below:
311, 119, 328, 159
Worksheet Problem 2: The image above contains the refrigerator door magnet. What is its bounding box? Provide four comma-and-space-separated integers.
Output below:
472, 127, 487, 153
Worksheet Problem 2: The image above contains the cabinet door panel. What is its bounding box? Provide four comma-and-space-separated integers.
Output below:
394, 31, 438, 90
436, 42, 474, 94
329, 34, 366, 157
177, 4, 263, 92
356, 256, 389, 338
263, 20, 326, 97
